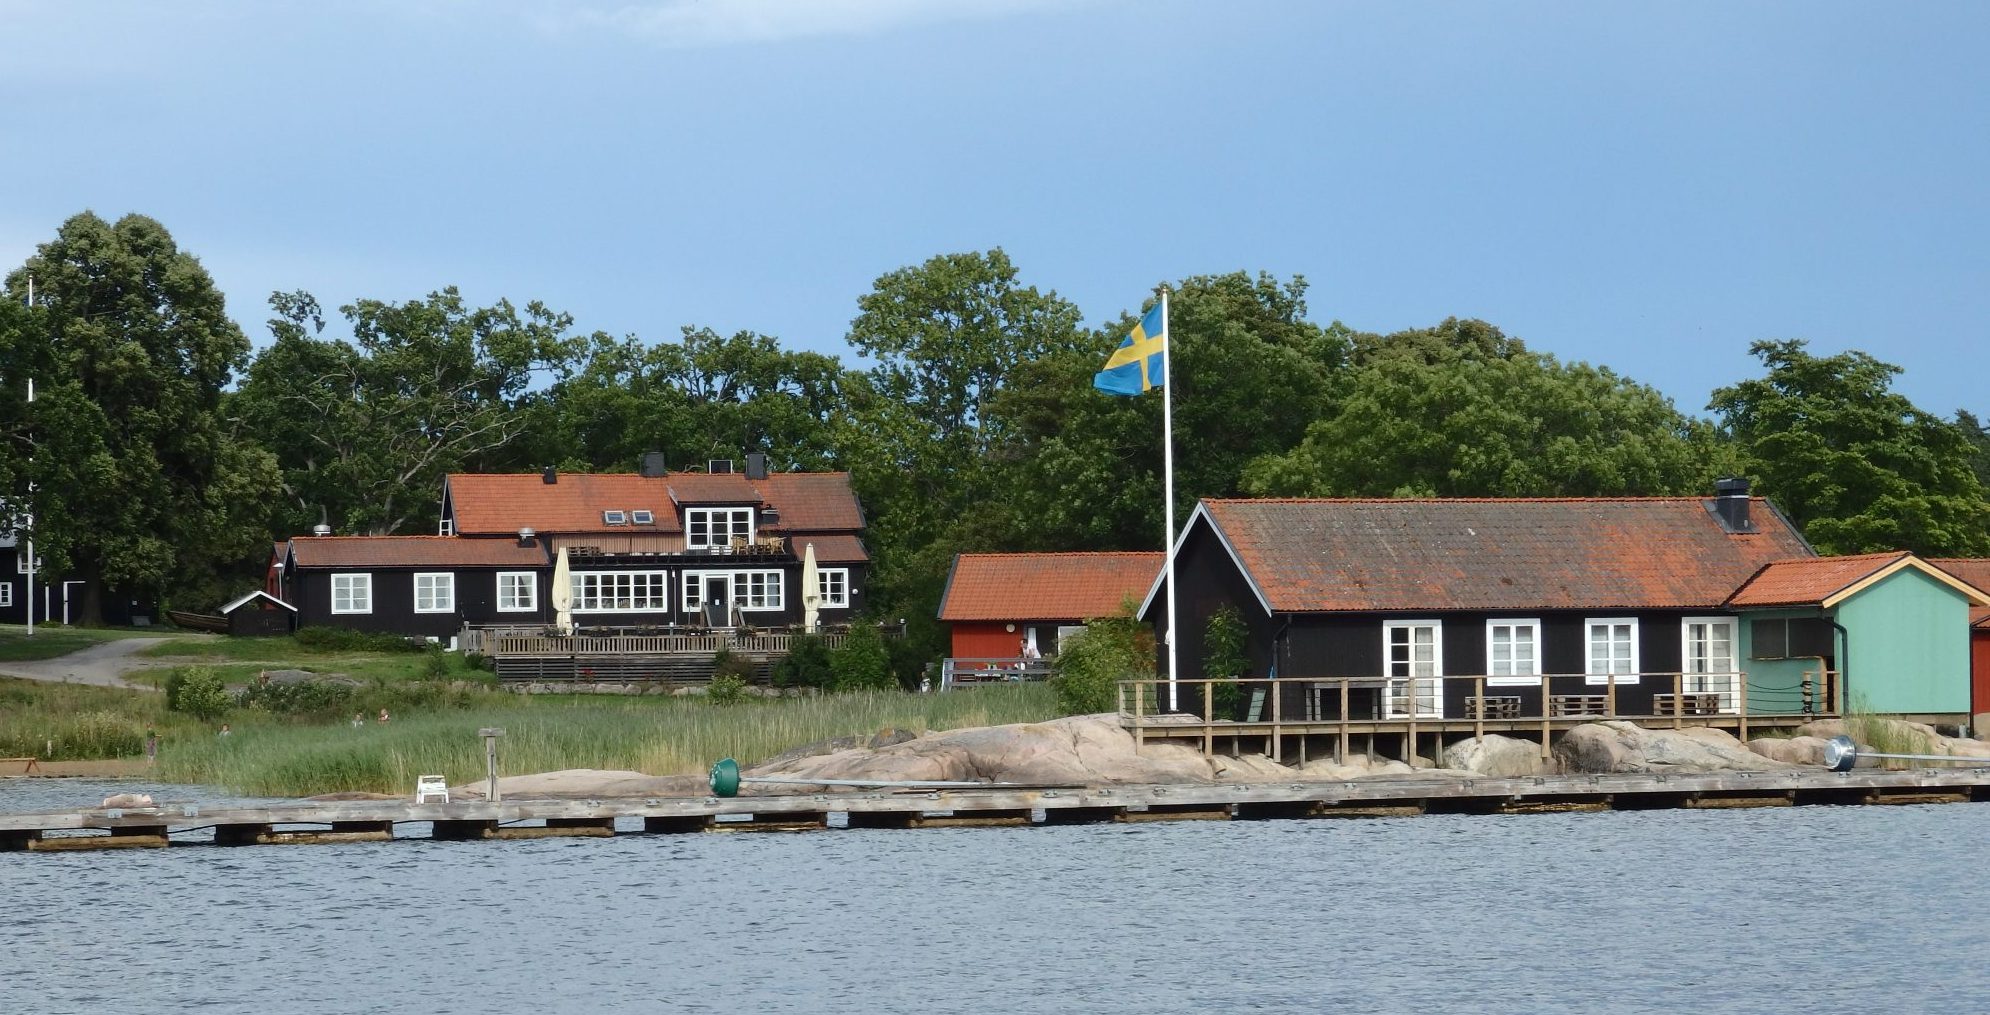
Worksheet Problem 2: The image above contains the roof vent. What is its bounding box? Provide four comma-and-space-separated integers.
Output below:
542, 466, 558, 485
745, 452, 769, 480
1711, 477, 1755, 533
759, 506, 780, 526
311, 524, 332, 537
708, 459, 734, 474
518, 527, 536, 547
639, 451, 668, 478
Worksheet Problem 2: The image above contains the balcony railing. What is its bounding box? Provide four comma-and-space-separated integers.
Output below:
940, 658, 1055, 690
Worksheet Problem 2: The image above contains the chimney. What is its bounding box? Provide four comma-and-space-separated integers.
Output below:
311, 524, 332, 537
708, 458, 735, 474
639, 451, 668, 478
517, 527, 536, 547
542, 466, 557, 485
744, 452, 769, 480
1712, 477, 1754, 533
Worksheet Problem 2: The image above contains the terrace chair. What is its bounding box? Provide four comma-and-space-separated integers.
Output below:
414, 775, 450, 804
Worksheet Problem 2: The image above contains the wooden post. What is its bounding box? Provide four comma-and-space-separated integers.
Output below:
1202, 679, 1214, 759
1338, 679, 1350, 764
1737, 669, 1749, 742
1271, 678, 1283, 764
1131, 680, 1145, 752
1605, 672, 1617, 718
1539, 671, 1551, 751
1672, 672, 1684, 730
1473, 675, 1485, 741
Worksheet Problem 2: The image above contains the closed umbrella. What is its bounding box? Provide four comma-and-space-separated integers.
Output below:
552, 545, 573, 636
801, 541, 820, 633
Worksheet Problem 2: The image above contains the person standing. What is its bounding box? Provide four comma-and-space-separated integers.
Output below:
217, 723, 231, 738
144, 728, 158, 764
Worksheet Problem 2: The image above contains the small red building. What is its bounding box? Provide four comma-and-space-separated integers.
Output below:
938, 552, 1163, 671
1931, 559, 1990, 731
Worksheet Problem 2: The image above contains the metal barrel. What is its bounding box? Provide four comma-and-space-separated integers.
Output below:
1824, 735, 1990, 773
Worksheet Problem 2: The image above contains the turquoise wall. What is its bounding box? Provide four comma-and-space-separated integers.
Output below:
1739, 610, 1831, 715
1838, 568, 1972, 715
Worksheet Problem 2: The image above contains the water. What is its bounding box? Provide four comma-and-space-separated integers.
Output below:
3, 786, 1988, 1014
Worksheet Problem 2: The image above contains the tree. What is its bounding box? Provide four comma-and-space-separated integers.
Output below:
1957, 409, 1990, 493
166, 666, 230, 722
0, 212, 279, 619
827, 623, 894, 692
232, 288, 579, 536
1709, 340, 1990, 556
1242, 318, 1726, 498
1050, 611, 1154, 716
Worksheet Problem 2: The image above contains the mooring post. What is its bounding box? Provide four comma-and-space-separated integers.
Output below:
480, 727, 505, 803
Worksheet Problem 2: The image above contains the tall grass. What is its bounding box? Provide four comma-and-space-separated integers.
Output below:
157, 683, 1058, 797
0, 678, 186, 759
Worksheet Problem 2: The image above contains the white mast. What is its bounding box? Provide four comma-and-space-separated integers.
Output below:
1159, 286, 1178, 711
22, 277, 32, 637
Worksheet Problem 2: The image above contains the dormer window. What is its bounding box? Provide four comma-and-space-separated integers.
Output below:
631, 509, 654, 525
686, 507, 755, 550
603, 510, 628, 526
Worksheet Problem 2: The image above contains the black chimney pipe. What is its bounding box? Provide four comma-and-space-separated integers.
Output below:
1712, 477, 1753, 533
542, 466, 557, 485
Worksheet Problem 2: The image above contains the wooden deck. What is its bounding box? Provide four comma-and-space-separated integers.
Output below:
472, 627, 855, 684
6, 767, 1988, 851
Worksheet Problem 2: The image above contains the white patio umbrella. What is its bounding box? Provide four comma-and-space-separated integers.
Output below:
801, 541, 820, 633
552, 545, 574, 636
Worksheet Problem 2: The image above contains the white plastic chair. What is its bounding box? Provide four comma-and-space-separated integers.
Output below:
414, 775, 450, 804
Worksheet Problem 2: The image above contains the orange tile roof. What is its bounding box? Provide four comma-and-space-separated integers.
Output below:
288, 536, 548, 569
795, 534, 870, 564
1725, 552, 1913, 608
939, 552, 1163, 622
1197, 497, 1813, 613
445, 471, 862, 536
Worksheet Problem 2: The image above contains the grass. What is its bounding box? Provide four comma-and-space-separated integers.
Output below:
158, 683, 1058, 797
0, 677, 188, 759
0, 624, 174, 662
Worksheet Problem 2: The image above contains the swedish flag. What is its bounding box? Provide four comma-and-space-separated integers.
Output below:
1093, 301, 1166, 396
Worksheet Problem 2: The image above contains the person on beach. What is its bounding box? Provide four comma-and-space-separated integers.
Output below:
218, 724, 231, 738
351, 712, 366, 729
377, 708, 391, 724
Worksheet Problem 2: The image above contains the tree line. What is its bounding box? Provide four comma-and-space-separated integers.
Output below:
3, 212, 1987, 661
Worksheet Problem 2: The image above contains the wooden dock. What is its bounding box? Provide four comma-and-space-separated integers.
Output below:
6, 767, 1990, 851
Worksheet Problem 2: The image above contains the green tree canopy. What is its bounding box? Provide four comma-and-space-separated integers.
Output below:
1242, 318, 1726, 498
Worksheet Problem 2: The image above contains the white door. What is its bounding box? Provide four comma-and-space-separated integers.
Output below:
1682, 617, 1738, 713
1384, 621, 1443, 718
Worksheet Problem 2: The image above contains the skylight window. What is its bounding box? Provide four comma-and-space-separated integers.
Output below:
603, 510, 628, 525
631, 509, 654, 525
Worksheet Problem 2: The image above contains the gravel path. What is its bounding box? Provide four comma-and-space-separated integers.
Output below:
0, 637, 178, 691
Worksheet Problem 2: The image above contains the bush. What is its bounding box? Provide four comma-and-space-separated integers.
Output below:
1203, 606, 1249, 718
165, 666, 231, 722
1051, 615, 1154, 716
420, 644, 450, 680
239, 679, 356, 719
294, 627, 423, 653
707, 672, 750, 705
828, 623, 894, 693
771, 634, 833, 689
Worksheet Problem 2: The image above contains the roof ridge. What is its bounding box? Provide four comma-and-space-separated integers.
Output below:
1204, 496, 1745, 505
958, 551, 1164, 559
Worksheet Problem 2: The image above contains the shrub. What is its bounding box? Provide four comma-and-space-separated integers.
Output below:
707, 672, 750, 705
420, 644, 451, 680
165, 666, 231, 722
239, 679, 356, 719
294, 627, 423, 653
711, 648, 759, 685
1051, 614, 1154, 716
828, 623, 894, 693
771, 634, 834, 689
1203, 606, 1248, 717
61, 710, 146, 759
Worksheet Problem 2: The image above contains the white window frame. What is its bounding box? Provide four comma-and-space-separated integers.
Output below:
438, 517, 453, 536
570, 570, 670, 613
1681, 616, 1740, 713
685, 507, 755, 551
497, 572, 537, 613
631, 509, 654, 525
682, 569, 783, 612
332, 573, 372, 615
15, 554, 40, 575
414, 572, 455, 613
817, 568, 850, 608
1584, 618, 1641, 685
1484, 619, 1541, 687
0, 582, 12, 607
1381, 619, 1443, 718
603, 510, 627, 526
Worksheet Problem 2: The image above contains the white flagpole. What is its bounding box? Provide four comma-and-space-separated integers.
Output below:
1159, 287, 1178, 712
22, 278, 33, 637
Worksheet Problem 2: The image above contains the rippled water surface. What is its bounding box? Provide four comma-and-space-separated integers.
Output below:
4, 782, 1989, 1014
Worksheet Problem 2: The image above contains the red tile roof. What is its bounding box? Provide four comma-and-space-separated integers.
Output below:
445, 471, 862, 536
288, 536, 548, 569
1725, 552, 1913, 608
940, 552, 1163, 622
1196, 497, 1813, 613
795, 534, 870, 564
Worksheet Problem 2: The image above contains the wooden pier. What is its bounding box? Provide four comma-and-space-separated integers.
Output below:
6, 766, 1990, 851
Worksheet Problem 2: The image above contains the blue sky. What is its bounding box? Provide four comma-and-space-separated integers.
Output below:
1, 1, 1984, 418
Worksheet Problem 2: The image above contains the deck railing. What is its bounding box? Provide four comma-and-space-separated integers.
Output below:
482, 628, 852, 657
940, 658, 1055, 690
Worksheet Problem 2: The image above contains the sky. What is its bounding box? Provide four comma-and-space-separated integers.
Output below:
0, 0, 1984, 418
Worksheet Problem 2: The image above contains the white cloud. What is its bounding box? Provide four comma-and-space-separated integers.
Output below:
529, 0, 1081, 48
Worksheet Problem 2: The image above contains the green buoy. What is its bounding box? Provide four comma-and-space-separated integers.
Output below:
710, 757, 741, 797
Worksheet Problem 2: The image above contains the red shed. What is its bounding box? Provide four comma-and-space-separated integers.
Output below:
1931, 559, 1990, 730
938, 552, 1163, 667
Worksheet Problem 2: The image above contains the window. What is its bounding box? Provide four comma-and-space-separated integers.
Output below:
735, 570, 783, 610
497, 572, 537, 612
1682, 617, 1739, 712
1056, 625, 1086, 653
1382, 620, 1443, 717
0, 583, 12, 607
15, 554, 41, 574
438, 517, 453, 536
686, 507, 755, 550
631, 509, 654, 525
332, 573, 372, 614
414, 573, 455, 613
1585, 619, 1640, 685
1485, 620, 1540, 686
570, 571, 669, 613
817, 568, 849, 608
603, 510, 627, 526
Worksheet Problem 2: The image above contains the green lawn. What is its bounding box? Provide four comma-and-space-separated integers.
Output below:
0, 625, 174, 662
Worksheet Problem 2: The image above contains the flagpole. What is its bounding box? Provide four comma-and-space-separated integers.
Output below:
1159, 286, 1178, 712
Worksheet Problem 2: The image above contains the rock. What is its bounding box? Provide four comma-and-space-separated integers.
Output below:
1554, 721, 1794, 774
100, 793, 154, 808
755, 728, 922, 772
1442, 735, 1546, 777
1211, 754, 1305, 782
1747, 736, 1831, 766
449, 769, 710, 800
745, 715, 1218, 790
